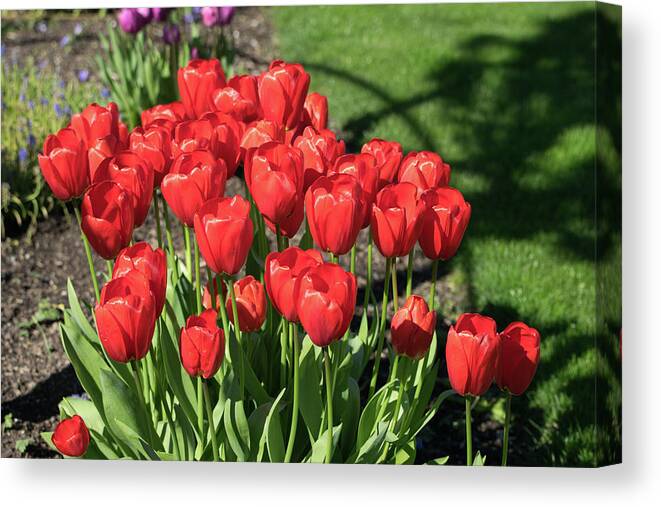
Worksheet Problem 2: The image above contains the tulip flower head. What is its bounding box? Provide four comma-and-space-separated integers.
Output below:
496, 322, 541, 396
361, 138, 403, 190
161, 150, 227, 227
371, 182, 425, 258
52, 415, 90, 457
70, 102, 124, 150
446, 313, 500, 397
129, 125, 172, 186
194, 195, 254, 275
390, 295, 436, 360
95, 270, 156, 363
226, 275, 267, 332
398, 151, 451, 190
329, 153, 378, 227
265, 246, 324, 323
305, 173, 365, 256
297, 262, 357, 347
179, 309, 225, 379
141, 101, 187, 131
294, 126, 346, 190
258, 60, 310, 130
240, 120, 285, 153
81, 181, 134, 259
264, 195, 305, 239
38, 127, 89, 200
178, 58, 227, 119
419, 187, 471, 261
303, 92, 328, 132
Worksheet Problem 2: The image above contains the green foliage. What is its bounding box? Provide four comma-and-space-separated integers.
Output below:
1, 58, 101, 238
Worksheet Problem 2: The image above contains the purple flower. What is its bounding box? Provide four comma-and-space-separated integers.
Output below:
40, 97, 49, 106
19, 93, 25, 102
28, 100, 34, 110
101, 87, 110, 99
163, 24, 180, 45
183, 13, 194, 24
201, 7, 235, 27
190, 47, 199, 59
18, 148, 28, 162
36, 21, 47, 33
54, 103, 63, 117
59, 35, 70, 47
191, 7, 202, 20
219, 6, 235, 25
136, 8, 153, 22
74, 23, 83, 35
38, 59, 47, 70
151, 8, 171, 22
117, 8, 146, 34
78, 69, 90, 82
28, 134, 36, 147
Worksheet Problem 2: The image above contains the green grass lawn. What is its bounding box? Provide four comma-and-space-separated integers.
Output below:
271, 1, 621, 466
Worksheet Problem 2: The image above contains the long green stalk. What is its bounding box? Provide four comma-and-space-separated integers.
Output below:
203, 380, 219, 461
323, 347, 334, 464
466, 396, 473, 466
153, 191, 163, 250
227, 276, 245, 398
284, 323, 300, 463
73, 207, 100, 301
501, 392, 512, 466
368, 257, 393, 399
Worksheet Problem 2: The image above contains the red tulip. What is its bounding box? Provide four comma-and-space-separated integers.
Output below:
305, 174, 365, 256
202, 111, 244, 177
212, 74, 260, 122
297, 262, 357, 347
496, 322, 541, 396
398, 151, 451, 190
328, 153, 378, 227
113, 242, 167, 317
141, 101, 187, 132
390, 295, 436, 360
265, 246, 324, 323
88, 135, 123, 181
194, 195, 253, 275
446, 313, 500, 396
371, 182, 425, 258
179, 309, 225, 379
226, 275, 267, 332
303, 92, 328, 131
361, 138, 403, 190
419, 187, 471, 261
95, 270, 156, 362
202, 278, 227, 312
264, 195, 304, 239
93, 151, 154, 227
244, 141, 304, 226
293, 126, 345, 190
171, 118, 218, 158
161, 150, 227, 227
178, 58, 227, 119
129, 125, 172, 186
258, 60, 310, 130
38, 127, 89, 200
70, 102, 123, 149
81, 181, 134, 259
240, 120, 285, 153
52, 415, 90, 457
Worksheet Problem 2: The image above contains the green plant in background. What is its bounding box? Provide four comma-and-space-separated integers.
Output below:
1, 58, 101, 239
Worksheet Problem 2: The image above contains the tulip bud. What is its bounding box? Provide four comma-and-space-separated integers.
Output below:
38, 127, 89, 200
194, 195, 254, 275
390, 295, 436, 360
70, 102, 123, 150
113, 242, 167, 317
95, 270, 156, 362
244, 141, 304, 226
93, 151, 154, 227
297, 262, 357, 347
398, 151, 451, 190
293, 126, 345, 190
178, 59, 226, 119
305, 174, 365, 256
328, 153, 378, 228
496, 322, 541, 396
303, 92, 328, 131
81, 181, 134, 260
162, 23, 180, 45
419, 187, 471, 261
446, 313, 500, 396
371, 182, 425, 258
52, 415, 90, 457
161, 150, 227, 227
361, 138, 403, 190
117, 8, 147, 34
226, 275, 267, 332
265, 247, 323, 323
179, 309, 225, 379
258, 60, 310, 130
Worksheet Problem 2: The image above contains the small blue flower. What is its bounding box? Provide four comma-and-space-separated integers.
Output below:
74, 23, 83, 35
54, 103, 63, 117
19, 93, 25, 102
0, 44, 4, 56
59, 35, 70, 47
78, 69, 90, 82
18, 148, 28, 162
40, 97, 49, 106
38, 59, 47, 70
64, 105, 72, 115
28, 100, 34, 110
58, 79, 65, 88
101, 87, 110, 99
28, 134, 36, 147
183, 13, 194, 24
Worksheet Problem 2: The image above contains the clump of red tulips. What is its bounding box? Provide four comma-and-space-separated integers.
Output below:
40, 57, 540, 465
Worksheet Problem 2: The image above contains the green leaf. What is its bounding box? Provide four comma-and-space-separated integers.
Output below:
66, 279, 96, 342
407, 389, 455, 442
309, 423, 343, 463
395, 439, 416, 464
353, 421, 391, 464
473, 451, 486, 466
264, 388, 287, 463
339, 377, 360, 458
298, 338, 324, 440
427, 456, 449, 465
223, 399, 251, 461
59, 397, 105, 435
298, 227, 313, 249
247, 401, 272, 461
15, 438, 31, 454
356, 379, 396, 449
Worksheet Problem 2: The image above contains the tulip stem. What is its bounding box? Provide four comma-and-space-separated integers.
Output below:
73, 207, 100, 301
276, 225, 284, 252
465, 396, 473, 466
391, 256, 399, 312
406, 249, 414, 298
215, 274, 234, 386
382, 358, 408, 462
131, 360, 158, 450
197, 377, 205, 448
184, 226, 192, 278
153, 191, 163, 250
161, 196, 177, 277
368, 257, 393, 399
429, 259, 438, 311
279, 316, 289, 389
323, 346, 334, 464
203, 380, 219, 462
362, 235, 373, 318
350, 245, 356, 274
194, 238, 202, 314
106, 260, 113, 280
501, 391, 512, 466
226, 276, 245, 399
284, 323, 300, 463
